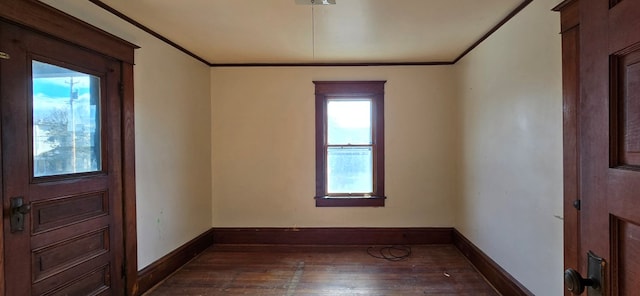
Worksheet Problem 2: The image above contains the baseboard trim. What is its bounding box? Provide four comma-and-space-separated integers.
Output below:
212, 227, 454, 245
452, 229, 534, 296
136, 229, 214, 295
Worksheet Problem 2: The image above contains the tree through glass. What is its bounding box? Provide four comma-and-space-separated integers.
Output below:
32, 60, 102, 177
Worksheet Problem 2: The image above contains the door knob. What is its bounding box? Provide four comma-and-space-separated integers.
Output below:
10, 196, 31, 232
564, 268, 598, 295
14, 203, 31, 214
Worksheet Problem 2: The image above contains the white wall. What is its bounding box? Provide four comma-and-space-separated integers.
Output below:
211, 67, 458, 227
40, 0, 213, 269
454, 0, 564, 295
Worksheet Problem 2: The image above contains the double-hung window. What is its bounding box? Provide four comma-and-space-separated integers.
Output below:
314, 81, 386, 207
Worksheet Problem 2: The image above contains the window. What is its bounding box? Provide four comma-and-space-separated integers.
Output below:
314, 81, 386, 207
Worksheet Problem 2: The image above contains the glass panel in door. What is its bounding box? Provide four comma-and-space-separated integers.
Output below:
32, 60, 101, 177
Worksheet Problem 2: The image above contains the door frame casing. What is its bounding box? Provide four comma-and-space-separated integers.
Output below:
553, 0, 580, 295
0, 0, 138, 295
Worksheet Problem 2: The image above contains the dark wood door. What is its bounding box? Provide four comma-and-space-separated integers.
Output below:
0, 21, 124, 295
579, 0, 640, 294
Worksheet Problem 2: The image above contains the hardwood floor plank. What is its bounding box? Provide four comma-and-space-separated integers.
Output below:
145, 245, 498, 296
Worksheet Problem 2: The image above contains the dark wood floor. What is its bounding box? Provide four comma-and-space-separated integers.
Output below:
144, 244, 499, 296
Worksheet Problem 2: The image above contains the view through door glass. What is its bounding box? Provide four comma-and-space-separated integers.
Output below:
32, 60, 102, 177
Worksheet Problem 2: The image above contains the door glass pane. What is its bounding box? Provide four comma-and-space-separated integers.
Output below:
327, 146, 373, 194
32, 60, 101, 177
327, 99, 371, 145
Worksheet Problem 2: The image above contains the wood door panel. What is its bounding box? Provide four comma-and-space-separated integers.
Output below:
34, 263, 111, 296
611, 47, 640, 168
31, 242, 112, 295
612, 217, 640, 295
30, 216, 111, 250
44, 265, 110, 296
32, 228, 109, 282
29, 178, 108, 201
32, 192, 108, 233
607, 171, 640, 226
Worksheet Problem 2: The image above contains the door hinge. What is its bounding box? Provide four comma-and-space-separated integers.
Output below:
573, 200, 581, 211
0, 52, 10, 60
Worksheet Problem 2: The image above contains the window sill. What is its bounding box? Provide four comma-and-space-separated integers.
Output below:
314, 196, 386, 207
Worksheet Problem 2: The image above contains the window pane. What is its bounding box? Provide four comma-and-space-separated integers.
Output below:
327, 100, 371, 145
327, 146, 373, 194
32, 60, 102, 177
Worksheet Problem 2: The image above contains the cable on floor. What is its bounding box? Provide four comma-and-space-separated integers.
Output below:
366, 245, 412, 261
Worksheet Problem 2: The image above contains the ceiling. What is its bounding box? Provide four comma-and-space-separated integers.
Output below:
95, 0, 528, 65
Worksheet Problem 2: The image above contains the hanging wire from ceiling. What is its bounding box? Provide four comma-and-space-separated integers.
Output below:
308, 0, 335, 60
311, 0, 316, 60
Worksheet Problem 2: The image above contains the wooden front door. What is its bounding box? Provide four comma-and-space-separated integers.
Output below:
0, 21, 125, 295
575, 0, 640, 294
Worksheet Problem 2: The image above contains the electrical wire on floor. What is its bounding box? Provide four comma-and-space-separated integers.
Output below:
366, 245, 412, 261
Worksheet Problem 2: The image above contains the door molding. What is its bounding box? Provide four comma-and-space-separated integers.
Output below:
0, 1, 138, 295
553, 1, 580, 295
0, 0, 136, 64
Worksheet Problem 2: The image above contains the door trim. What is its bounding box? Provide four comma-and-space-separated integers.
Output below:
553, 1, 581, 295
0, 1, 138, 295
0, 0, 136, 64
